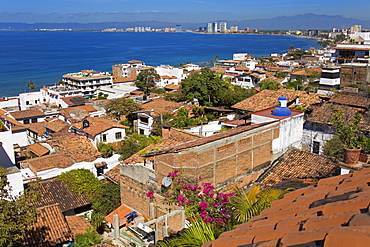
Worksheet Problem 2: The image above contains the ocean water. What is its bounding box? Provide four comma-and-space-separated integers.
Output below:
0, 31, 318, 97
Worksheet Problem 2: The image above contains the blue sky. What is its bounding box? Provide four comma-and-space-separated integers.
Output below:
1, 0, 368, 23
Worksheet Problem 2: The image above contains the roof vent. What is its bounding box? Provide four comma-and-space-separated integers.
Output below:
82, 119, 90, 128
272, 95, 292, 116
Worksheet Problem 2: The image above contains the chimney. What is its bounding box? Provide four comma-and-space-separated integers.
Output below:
162, 123, 172, 139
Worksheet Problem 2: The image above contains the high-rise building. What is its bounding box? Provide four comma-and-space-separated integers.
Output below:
350, 25, 362, 33
212, 22, 218, 33
230, 26, 238, 33
220, 22, 227, 33
175, 25, 182, 32
207, 23, 213, 33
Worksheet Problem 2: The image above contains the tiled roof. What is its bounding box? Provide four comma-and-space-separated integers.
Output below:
27, 120, 70, 136
258, 148, 341, 187
232, 89, 322, 112
71, 117, 128, 137
104, 204, 140, 227
0, 113, 27, 131
143, 122, 274, 157
23, 204, 73, 247
61, 96, 87, 106
306, 102, 363, 124
164, 84, 180, 90
34, 179, 91, 213
27, 143, 50, 157
48, 136, 101, 162
138, 98, 184, 117
290, 68, 322, 76
63, 104, 99, 114
10, 109, 45, 119
204, 167, 370, 247
65, 215, 92, 237
20, 153, 74, 174
329, 92, 369, 109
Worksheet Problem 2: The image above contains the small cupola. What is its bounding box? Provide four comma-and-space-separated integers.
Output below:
272, 95, 292, 116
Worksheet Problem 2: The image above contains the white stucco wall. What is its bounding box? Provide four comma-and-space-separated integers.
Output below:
11, 130, 29, 147
0, 98, 19, 109
19, 91, 42, 110
7, 170, 24, 197
94, 127, 126, 146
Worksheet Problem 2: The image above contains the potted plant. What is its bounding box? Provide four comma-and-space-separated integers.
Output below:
330, 108, 363, 164
359, 134, 370, 163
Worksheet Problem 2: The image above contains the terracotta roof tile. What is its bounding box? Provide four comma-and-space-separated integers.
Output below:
0, 113, 27, 131
104, 204, 139, 227
23, 204, 73, 247
27, 143, 50, 157
258, 148, 340, 187
306, 101, 363, 124
72, 117, 127, 137
232, 89, 322, 112
329, 92, 369, 109
203, 168, 370, 247
65, 215, 92, 237
10, 109, 45, 119
48, 136, 101, 162
138, 98, 184, 117
34, 179, 91, 213
20, 153, 74, 174
324, 225, 370, 247
27, 120, 70, 136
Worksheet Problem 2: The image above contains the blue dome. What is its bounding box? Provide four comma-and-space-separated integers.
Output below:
278, 95, 288, 101
272, 106, 292, 116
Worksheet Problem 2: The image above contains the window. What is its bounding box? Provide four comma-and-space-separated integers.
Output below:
31, 118, 37, 123
26, 101, 30, 105
24, 119, 30, 124
115, 132, 122, 139
102, 134, 107, 142
139, 129, 145, 135
313, 141, 320, 154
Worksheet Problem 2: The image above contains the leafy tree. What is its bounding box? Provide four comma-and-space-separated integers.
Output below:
26, 80, 36, 91
135, 68, 160, 95
97, 142, 115, 158
260, 78, 281, 90
151, 87, 166, 94
57, 169, 102, 202
97, 182, 121, 215
334, 33, 346, 43
0, 167, 40, 246
181, 68, 229, 106
317, 39, 333, 48
105, 97, 140, 121
118, 134, 161, 161
73, 226, 103, 247
97, 92, 108, 100
285, 79, 302, 90
275, 71, 288, 78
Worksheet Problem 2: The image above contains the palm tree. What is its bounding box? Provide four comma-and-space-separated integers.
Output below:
229, 185, 292, 224
156, 217, 226, 247
73, 226, 103, 247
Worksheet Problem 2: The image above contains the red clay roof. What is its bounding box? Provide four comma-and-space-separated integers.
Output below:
20, 153, 74, 174
27, 120, 70, 136
138, 98, 184, 118
23, 204, 73, 247
203, 167, 370, 247
34, 179, 91, 213
104, 204, 140, 227
65, 216, 92, 237
10, 109, 45, 119
27, 143, 50, 157
71, 117, 128, 137
232, 89, 322, 112
258, 148, 340, 187
329, 92, 369, 109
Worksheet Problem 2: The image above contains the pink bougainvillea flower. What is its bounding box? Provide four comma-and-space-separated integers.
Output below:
199, 201, 209, 210
146, 191, 154, 199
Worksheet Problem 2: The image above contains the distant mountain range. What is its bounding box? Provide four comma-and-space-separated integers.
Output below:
1, 14, 369, 31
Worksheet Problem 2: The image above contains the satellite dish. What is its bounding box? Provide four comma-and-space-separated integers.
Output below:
162, 177, 172, 187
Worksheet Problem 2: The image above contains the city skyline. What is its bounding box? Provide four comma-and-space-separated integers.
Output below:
1, 0, 369, 24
